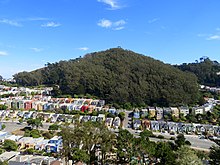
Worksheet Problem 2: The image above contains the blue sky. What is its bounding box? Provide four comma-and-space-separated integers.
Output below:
1, 0, 220, 78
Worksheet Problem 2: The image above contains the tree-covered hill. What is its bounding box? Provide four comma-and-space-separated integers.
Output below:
176, 57, 220, 87
13, 48, 199, 107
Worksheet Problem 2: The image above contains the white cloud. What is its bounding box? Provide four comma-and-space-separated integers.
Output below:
206, 35, 220, 40
148, 18, 159, 24
97, 19, 112, 28
30, 48, 43, 52
113, 26, 124, 30
0, 51, 8, 56
114, 20, 126, 26
78, 47, 89, 51
98, 19, 126, 30
98, 0, 121, 10
27, 17, 49, 21
41, 22, 61, 27
0, 19, 22, 27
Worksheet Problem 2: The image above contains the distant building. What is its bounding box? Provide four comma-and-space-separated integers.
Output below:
179, 106, 190, 117
156, 107, 163, 120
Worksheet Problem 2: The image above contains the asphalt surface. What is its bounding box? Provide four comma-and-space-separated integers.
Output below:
123, 110, 218, 151
1, 121, 51, 133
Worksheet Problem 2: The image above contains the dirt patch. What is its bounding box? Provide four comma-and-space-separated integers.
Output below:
12, 129, 25, 136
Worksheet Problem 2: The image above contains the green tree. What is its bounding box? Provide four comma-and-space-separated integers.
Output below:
61, 121, 115, 164
0, 105, 7, 110
27, 118, 43, 129
30, 129, 41, 138
118, 112, 125, 121
175, 145, 203, 165
0, 161, 8, 165
155, 142, 175, 165
48, 124, 59, 131
1, 124, 6, 130
175, 133, 191, 148
209, 146, 220, 165
0, 148, 5, 154
14, 48, 200, 107
117, 129, 134, 164
3, 139, 18, 151
140, 130, 153, 141
72, 148, 90, 163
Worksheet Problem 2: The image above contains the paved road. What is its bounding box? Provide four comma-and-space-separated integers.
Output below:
1, 121, 51, 133
2, 122, 27, 133
148, 131, 218, 150
1, 115, 219, 151
148, 135, 217, 151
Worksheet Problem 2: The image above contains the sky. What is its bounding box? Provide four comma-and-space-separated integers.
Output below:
1, 0, 220, 78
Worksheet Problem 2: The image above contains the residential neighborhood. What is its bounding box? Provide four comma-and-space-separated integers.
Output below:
0, 85, 220, 164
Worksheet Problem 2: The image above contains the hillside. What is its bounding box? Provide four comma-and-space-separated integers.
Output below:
14, 48, 200, 107
176, 58, 220, 87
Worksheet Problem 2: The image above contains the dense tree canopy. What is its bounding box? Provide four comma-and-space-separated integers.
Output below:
175, 146, 203, 165
14, 48, 200, 106
209, 146, 220, 165
176, 58, 220, 87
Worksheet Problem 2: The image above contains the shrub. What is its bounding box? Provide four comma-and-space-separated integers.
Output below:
170, 137, 175, 140
157, 135, 165, 139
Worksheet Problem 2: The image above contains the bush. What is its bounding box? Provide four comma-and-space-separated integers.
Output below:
170, 137, 175, 140
149, 134, 156, 138
157, 135, 165, 139
48, 124, 59, 131
1, 124, 6, 130
185, 140, 191, 146
42, 132, 53, 139
24, 129, 41, 138
3, 139, 18, 151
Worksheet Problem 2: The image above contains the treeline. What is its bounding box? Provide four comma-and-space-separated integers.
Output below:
14, 48, 200, 107
61, 122, 210, 165
176, 57, 220, 87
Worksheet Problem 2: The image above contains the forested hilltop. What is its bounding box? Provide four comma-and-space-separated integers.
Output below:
176, 57, 220, 87
13, 48, 199, 107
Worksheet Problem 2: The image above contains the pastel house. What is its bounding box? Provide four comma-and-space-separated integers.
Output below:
46, 136, 62, 153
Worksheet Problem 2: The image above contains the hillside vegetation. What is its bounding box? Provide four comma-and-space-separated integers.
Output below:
176, 58, 220, 87
14, 48, 199, 107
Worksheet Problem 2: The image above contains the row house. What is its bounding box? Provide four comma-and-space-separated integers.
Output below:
203, 103, 213, 112
133, 119, 141, 130
45, 136, 62, 153
112, 117, 121, 129
179, 106, 190, 117
192, 107, 205, 115
171, 107, 179, 118
140, 109, 148, 118
148, 120, 220, 136
24, 100, 32, 110
163, 107, 172, 117
156, 107, 163, 120
2, 96, 106, 112
133, 109, 140, 119
105, 118, 114, 128
148, 107, 156, 118
142, 119, 151, 130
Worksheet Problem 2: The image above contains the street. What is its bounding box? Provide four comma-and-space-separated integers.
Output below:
1, 111, 219, 151
1, 121, 51, 133
122, 110, 218, 151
